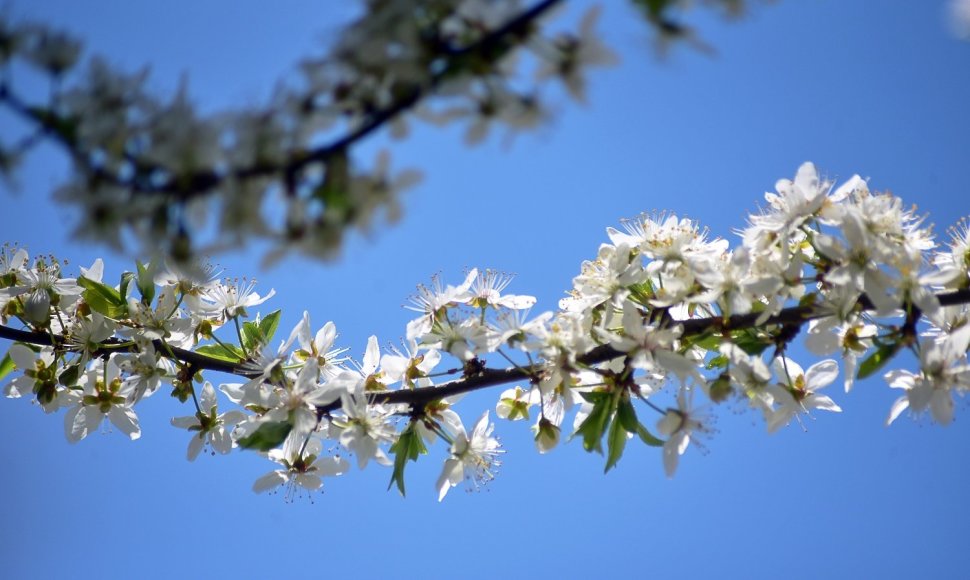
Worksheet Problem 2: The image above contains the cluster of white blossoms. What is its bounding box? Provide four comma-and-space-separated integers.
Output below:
0, 0, 628, 266
2, 162, 969, 500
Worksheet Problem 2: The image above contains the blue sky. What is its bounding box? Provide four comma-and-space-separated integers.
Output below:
2, 1, 969, 578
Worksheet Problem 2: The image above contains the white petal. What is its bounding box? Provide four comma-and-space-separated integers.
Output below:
436, 458, 463, 502
363, 336, 381, 373
931, 390, 955, 425
674, 432, 690, 455
200, 382, 217, 412
8, 343, 36, 370
314, 455, 349, 477
805, 360, 839, 391
187, 434, 205, 461
64, 405, 85, 443
108, 406, 141, 440
252, 471, 286, 493
809, 395, 842, 413
314, 321, 337, 352
295, 473, 322, 490
662, 444, 680, 478
497, 295, 537, 310
471, 410, 490, 439
170, 415, 199, 430
220, 410, 248, 426
80, 258, 104, 282
886, 396, 909, 426
766, 409, 791, 433
945, 324, 970, 361
210, 429, 233, 454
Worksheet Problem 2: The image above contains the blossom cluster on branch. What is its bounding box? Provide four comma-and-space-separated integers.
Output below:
2, 162, 969, 500
0, 0, 757, 267
0, 0, 602, 265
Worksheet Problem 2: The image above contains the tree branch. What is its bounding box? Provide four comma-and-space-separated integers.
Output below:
0, 0, 565, 199
312, 287, 970, 413
9, 284, 967, 414
0, 324, 251, 376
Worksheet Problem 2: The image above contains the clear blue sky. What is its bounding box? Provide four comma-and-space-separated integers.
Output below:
2, 2, 969, 579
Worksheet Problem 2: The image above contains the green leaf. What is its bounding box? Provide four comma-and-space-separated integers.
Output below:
688, 333, 722, 352
579, 390, 608, 405
617, 397, 663, 447
118, 271, 134, 304
798, 292, 819, 308
387, 421, 428, 497
241, 320, 260, 352
636, 424, 664, 447
732, 329, 771, 356
627, 279, 656, 305
58, 363, 81, 387
77, 276, 127, 319
616, 398, 639, 433
195, 343, 246, 363
605, 412, 628, 473
136, 261, 155, 304
705, 354, 729, 370
0, 352, 14, 382
258, 310, 281, 344
238, 421, 292, 451
242, 310, 282, 352
857, 341, 902, 380
572, 397, 612, 454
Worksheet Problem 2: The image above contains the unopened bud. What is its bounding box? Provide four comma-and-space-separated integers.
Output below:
708, 373, 734, 403
533, 418, 560, 454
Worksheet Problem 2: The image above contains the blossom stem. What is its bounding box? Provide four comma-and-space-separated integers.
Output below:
232, 315, 247, 357
189, 383, 201, 414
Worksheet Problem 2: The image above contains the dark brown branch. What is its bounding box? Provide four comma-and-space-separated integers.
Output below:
4, 287, 969, 412
0, 324, 252, 376
316, 287, 970, 413
0, 0, 564, 199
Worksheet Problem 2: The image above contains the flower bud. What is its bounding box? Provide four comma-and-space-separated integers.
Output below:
533, 418, 560, 454
708, 372, 734, 403
24, 288, 51, 324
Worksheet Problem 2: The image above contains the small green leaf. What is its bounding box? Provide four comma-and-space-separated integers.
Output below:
857, 341, 902, 380
616, 398, 639, 433
58, 363, 81, 387
0, 352, 14, 382
258, 310, 281, 344
388, 421, 428, 497
579, 390, 608, 405
617, 398, 664, 447
705, 354, 729, 370
798, 292, 818, 308
636, 424, 664, 447
78, 276, 122, 302
238, 421, 292, 451
605, 413, 628, 473
732, 329, 771, 355
195, 343, 246, 363
118, 271, 135, 303
572, 397, 612, 454
77, 277, 127, 318
627, 279, 656, 305
241, 320, 260, 352
242, 310, 282, 352
136, 261, 156, 304
687, 333, 722, 352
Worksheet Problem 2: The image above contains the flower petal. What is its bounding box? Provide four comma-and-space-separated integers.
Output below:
253, 471, 285, 493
